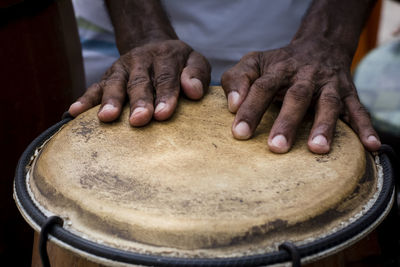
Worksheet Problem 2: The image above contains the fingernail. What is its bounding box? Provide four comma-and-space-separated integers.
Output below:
233, 121, 251, 139
228, 91, 240, 113
70, 101, 83, 110
131, 107, 147, 118
190, 78, 203, 95
155, 102, 167, 114
367, 135, 380, 144
271, 135, 288, 148
100, 104, 116, 113
312, 135, 328, 146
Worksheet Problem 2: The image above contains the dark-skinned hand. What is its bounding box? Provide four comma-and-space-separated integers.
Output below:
69, 40, 211, 126
221, 39, 381, 154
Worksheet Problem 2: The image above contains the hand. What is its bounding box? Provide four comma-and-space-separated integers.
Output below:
69, 40, 211, 126
221, 39, 381, 154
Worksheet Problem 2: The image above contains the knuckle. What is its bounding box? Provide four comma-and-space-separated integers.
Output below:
127, 49, 144, 60
82, 84, 102, 105
342, 91, 358, 101
220, 73, 229, 86
127, 75, 151, 92
263, 63, 293, 84
157, 42, 172, 55
110, 61, 125, 72
190, 53, 211, 73
97, 80, 107, 89
102, 68, 113, 78
102, 65, 128, 83
242, 51, 261, 63
286, 84, 312, 103
87, 82, 102, 93
154, 72, 177, 87
353, 104, 371, 118
154, 40, 189, 57
272, 61, 292, 73
319, 92, 341, 107
244, 51, 260, 58
221, 69, 238, 85
317, 68, 337, 80
340, 79, 357, 95
103, 75, 126, 87
203, 58, 212, 72
252, 77, 275, 92
190, 66, 209, 82
104, 95, 123, 103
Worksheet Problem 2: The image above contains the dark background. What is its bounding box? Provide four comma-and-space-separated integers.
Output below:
0, 0, 84, 265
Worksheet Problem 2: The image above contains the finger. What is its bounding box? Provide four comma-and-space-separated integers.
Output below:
343, 91, 381, 151
232, 75, 280, 140
68, 83, 102, 117
180, 51, 211, 100
152, 57, 182, 121
126, 57, 154, 127
97, 63, 128, 122
308, 83, 341, 154
268, 80, 314, 153
221, 52, 261, 113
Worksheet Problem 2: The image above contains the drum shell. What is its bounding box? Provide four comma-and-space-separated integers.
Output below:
30, 231, 382, 267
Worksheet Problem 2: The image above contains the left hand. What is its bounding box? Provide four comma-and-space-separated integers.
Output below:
221, 39, 381, 154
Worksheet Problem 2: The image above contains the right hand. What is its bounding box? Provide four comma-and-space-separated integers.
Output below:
69, 40, 211, 126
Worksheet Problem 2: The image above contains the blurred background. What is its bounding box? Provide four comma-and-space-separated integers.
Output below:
0, 0, 399, 266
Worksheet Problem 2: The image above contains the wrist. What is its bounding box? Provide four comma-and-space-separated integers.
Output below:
289, 37, 353, 66
290, 0, 377, 62
292, 31, 361, 61
116, 31, 178, 54
106, 0, 179, 55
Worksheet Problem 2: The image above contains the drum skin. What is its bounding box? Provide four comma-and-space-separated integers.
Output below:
25, 86, 381, 265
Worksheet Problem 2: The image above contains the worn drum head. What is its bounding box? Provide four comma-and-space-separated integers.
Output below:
14, 87, 393, 266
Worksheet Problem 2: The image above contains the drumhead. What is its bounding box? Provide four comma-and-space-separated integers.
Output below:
14, 87, 394, 266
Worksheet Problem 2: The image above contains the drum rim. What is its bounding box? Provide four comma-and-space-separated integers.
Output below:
13, 116, 395, 267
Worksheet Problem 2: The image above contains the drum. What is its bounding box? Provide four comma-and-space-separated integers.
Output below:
14, 87, 394, 266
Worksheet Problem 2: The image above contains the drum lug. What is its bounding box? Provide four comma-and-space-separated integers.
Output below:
279, 242, 301, 267
39, 216, 64, 267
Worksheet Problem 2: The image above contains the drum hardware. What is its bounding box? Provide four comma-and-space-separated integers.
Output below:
39, 216, 64, 267
37, 216, 304, 267
278, 242, 301, 267
377, 144, 399, 213
37, 210, 304, 267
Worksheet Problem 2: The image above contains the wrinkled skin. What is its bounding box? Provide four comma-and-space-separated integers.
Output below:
69, 38, 380, 155
69, 0, 380, 155
69, 40, 211, 126
221, 39, 381, 154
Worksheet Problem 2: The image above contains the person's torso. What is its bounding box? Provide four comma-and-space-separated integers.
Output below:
73, 0, 312, 84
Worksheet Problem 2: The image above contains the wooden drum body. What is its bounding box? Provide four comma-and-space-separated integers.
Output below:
14, 87, 394, 266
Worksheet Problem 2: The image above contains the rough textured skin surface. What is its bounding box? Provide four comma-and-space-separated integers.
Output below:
30, 87, 375, 257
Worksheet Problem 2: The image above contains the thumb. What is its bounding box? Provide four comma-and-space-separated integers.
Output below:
180, 51, 211, 100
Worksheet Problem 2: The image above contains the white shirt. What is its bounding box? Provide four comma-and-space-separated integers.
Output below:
73, 0, 312, 84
